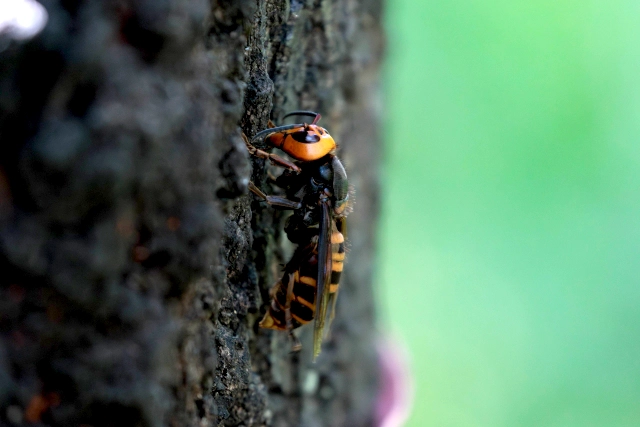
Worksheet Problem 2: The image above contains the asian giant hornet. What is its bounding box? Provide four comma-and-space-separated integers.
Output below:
243, 110, 350, 360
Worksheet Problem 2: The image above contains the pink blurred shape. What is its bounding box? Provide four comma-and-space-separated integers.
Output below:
376, 334, 414, 427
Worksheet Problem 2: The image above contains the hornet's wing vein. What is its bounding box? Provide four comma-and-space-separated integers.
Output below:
313, 200, 332, 360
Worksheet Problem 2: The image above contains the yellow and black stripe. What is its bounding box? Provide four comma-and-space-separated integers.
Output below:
259, 271, 317, 330
329, 228, 345, 294
259, 227, 345, 331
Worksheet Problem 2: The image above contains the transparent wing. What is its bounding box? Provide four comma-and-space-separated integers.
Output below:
313, 200, 333, 360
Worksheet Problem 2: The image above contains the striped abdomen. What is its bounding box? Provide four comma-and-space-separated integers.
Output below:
259, 227, 345, 331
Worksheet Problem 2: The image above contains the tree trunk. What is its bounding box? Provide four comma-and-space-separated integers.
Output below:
0, 0, 383, 426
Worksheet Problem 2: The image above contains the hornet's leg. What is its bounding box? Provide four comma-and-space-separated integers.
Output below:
242, 133, 301, 173
284, 273, 302, 352
248, 182, 302, 209
266, 171, 279, 183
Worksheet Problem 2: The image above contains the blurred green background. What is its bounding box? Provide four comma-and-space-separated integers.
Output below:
380, 0, 640, 426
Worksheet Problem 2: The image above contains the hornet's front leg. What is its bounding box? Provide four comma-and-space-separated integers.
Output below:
248, 182, 302, 209
242, 133, 301, 173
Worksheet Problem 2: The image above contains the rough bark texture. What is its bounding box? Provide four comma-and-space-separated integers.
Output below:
0, 0, 383, 426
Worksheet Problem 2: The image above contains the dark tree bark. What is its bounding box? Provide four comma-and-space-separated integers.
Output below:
0, 0, 383, 426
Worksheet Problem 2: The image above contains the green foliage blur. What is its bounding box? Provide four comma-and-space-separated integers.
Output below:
381, 1, 640, 426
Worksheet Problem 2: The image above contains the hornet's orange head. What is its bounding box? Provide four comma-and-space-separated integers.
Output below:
267, 123, 336, 162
